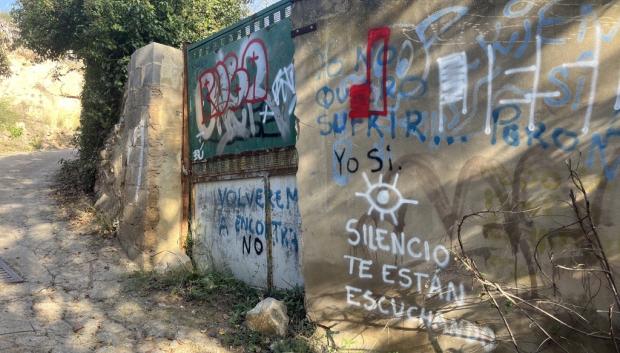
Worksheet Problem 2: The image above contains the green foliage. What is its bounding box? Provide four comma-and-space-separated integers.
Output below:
8, 125, 23, 138
0, 49, 9, 78
0, 97, 19, 128
0, 12, 12, 78
12, 0, 249, 190
0, 97, 23, 139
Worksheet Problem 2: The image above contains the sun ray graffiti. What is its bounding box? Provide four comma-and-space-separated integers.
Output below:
355, 172, 418, 225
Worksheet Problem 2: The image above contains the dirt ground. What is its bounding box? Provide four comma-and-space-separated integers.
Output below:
0, 149, 239, 353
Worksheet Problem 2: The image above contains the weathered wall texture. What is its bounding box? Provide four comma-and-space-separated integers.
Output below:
293, 0, 620, 351
95, 42, 189, 271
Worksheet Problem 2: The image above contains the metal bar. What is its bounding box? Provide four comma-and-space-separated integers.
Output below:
180, 42, 191, 250
263, 174, 274, 292
190, 147, 298, 183
192, 167, 297, 184
291, 23, 317, 37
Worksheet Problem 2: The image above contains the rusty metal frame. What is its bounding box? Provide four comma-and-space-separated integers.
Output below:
192, 168, 297, 184
191, 146, 298, 183
181, 42, 191, 250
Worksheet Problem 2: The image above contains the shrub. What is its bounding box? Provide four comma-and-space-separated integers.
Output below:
7, 125, 23, 138
0, 97, 18, 128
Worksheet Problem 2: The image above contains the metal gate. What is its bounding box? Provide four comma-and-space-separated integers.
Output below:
184, 1, 302, 289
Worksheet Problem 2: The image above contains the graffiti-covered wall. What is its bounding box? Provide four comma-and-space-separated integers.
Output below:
188, 3, 302, 290
292, 0, 620, 351
188, 16, 297, 160
192, 175, 302, 288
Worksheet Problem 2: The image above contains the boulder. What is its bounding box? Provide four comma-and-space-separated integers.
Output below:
245, 298, 289, 337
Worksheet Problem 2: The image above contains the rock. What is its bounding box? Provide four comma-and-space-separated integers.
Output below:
245, 298, 289, 337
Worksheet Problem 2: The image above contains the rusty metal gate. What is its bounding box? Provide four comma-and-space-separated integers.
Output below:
183, 1, 302, 289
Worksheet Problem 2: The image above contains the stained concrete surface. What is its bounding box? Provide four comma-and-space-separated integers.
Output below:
0, 149, 231, 353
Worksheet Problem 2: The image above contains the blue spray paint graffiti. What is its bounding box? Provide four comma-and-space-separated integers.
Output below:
214, 185, 300, 254
311, 1, 620, 184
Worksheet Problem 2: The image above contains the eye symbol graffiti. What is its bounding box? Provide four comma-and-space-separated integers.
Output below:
355, 172, 418, 225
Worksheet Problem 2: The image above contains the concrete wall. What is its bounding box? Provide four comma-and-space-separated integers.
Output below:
292, 1, 620, 351
95, 42, 189, 271
192, 175, 302, 288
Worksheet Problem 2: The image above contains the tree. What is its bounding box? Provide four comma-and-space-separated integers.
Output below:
12, 0, 249, 190
0, 13, 17, 78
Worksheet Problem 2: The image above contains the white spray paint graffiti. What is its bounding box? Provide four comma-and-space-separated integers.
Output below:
193, 35, 297, 159
437, 51, 468, 133
355, 172, 418, 225
560, 23, 600, 134
615, 68, 620, 111
485, 44, 494, 135
126, 111, 148, 203
499, 35, 560, 132
262, 63, 296, 140
344, 173, 495, 350
432, 314, 498, 352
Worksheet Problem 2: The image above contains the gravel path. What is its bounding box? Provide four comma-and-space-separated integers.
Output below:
0, 150, 231, 353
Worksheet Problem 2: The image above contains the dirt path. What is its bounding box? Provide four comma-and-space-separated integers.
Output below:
0, 150, 231, 353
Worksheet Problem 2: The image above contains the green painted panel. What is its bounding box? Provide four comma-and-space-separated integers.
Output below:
187, 14, 296, 161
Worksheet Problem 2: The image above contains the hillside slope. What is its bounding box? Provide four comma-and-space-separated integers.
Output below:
0, 14, 83, 154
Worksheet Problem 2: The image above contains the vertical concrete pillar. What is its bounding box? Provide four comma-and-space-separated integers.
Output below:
96, 42, 189, 271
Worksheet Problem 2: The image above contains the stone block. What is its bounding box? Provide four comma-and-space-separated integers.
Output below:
245, 298, 289, 337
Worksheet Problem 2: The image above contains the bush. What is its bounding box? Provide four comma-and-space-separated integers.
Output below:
7, 125, 23, 138
0, 13, 12, 78
0, 97, 19, 128
13, 0, 249, 191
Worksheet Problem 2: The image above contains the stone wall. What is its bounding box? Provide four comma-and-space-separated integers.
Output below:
95, 42, 189, 271
291, 1, 620, 351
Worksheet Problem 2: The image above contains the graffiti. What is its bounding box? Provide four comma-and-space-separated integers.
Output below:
313, 6, 620, 180
431, 315, 497, 352
560, 23, 600, 134
193, 175, 302, 289
333, 145, 394, 180
193, 57, 295, 156
349, 27, 391, 118
345, 220, 450, 268
126, 112, 147, 203
437, 51, 468, 133
188, 18, 296, 160
216, 185, 298, 210
306, 1, 620, 351
354, 172, 418, 225
213, 184, 300, 255
198, 39, 268, 122
242, 235, 264, 256
339, 172, 497, 350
